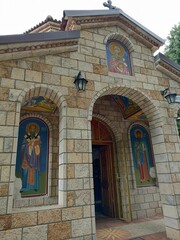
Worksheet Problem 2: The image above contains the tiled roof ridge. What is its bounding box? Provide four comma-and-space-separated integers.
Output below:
24, 15, 61, 34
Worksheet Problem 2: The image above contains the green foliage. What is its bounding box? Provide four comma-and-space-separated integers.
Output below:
164, 23, 180, 65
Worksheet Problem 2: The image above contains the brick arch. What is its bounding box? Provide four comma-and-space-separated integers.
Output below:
8, 85, 68, 213
88, 84, 162, 125
93, 113, 119, 141
17, 84, 67, 109
104, 33, 134, 53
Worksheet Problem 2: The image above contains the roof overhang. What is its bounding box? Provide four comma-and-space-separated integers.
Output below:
155, 53, 180, 82
63, 9, 165, 53
0, 30, 80, 61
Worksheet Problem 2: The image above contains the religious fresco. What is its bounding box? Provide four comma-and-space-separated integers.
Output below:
16, 117, 49, 197
106, 40, 132, 75
130, 124, 156, 187
112, 95, 146, 120
21, 96, 57, 113
177, 110, 180, 137
177, 118, 180, 137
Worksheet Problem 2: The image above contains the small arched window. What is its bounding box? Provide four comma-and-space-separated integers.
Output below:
106, 39, 132, 75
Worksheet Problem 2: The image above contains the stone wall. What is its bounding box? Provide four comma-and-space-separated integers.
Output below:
93, 96, 162, 220
0, 23, 179, 239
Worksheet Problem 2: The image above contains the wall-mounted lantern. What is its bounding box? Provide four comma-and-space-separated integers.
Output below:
160, 88, 180, 104
74, 72, 88, 92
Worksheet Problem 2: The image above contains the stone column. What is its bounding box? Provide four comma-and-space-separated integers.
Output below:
152, 115, 180, 240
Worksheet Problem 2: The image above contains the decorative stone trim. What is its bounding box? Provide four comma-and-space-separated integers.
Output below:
0, 40, 78, 55
104, 32, 134, 53
155, 62, 180, 81
66, 16, 162, 50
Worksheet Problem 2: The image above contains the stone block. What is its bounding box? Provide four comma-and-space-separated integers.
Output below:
146, 209, 156, 217
0, 197, 7, 214
83, 205, 91, 218
80, 46, 93, 56
0, 215, 12, 230
0, 87, 9, 101
144, 194, 153, 202
42, 73, 60, 85
166, 226, 180, 240
0, 112, 6, 125
137, 210, 147, 219
93, 64, 108, 75
86, 56, 99, 64
33, 62, 52, 73
75, 140, 89, 153
0, 183, 8, 196
0, 228, 22, 240
164, 217, 180, 229
6, 112, 16, 126
0, 67, 11, 78
134, 195, 144, 204
4, 138, 13, 152
8, 89, 22, 101
67, 164, 75, 178
48, 222, 71, 240
12, 211, 37, 228
11, 68, 24, 80
62, 207, 82, 221
78, 61, 93, 72
162, 205, 179, 218
45, 55, 61, 66
67, 153, 82, 164
0, 166, 9, 182
75, 190, 91, 205
67, 179, 83, 190
23, 225, 47, 240
0, 126, 14, 137
74, 118, 88, 130
1, 78, 15, 88
72, 218, 92, 237
62, 58, 77, 69
25, 70, 41, 82
67, 191, 75, 207
0, 153, 11, 165
75, 164, 89, 178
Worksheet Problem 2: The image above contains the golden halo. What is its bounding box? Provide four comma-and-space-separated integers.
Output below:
134, 129, 143, 138
109, 42, 124, 56
26, 122, 40, 134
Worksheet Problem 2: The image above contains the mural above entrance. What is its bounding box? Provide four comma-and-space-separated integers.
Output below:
111, 95, 147, 120
106, 40, 132, 75
21, 96, 57, 113
16, 117, 49, 197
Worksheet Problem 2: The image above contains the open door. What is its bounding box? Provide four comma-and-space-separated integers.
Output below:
100, 145, 115, 217
92, 118, 117, 218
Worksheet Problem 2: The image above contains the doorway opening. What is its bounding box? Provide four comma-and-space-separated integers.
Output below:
92, 144, 116, 217
91, 118, 118, 218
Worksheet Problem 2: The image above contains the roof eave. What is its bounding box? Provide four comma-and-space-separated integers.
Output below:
155, 53, 180, 81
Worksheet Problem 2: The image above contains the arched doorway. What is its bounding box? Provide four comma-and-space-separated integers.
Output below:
91, 118, 117, 218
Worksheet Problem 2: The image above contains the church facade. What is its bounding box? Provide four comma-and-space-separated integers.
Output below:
0, 4, 180, 240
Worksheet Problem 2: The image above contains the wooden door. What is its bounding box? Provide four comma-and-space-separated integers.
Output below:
92, 118, 117, 218
100, 145, 115, 217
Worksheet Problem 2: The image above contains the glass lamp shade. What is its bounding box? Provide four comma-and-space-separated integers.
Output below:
74, 72, 88, 91
165, 93, 177, 104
